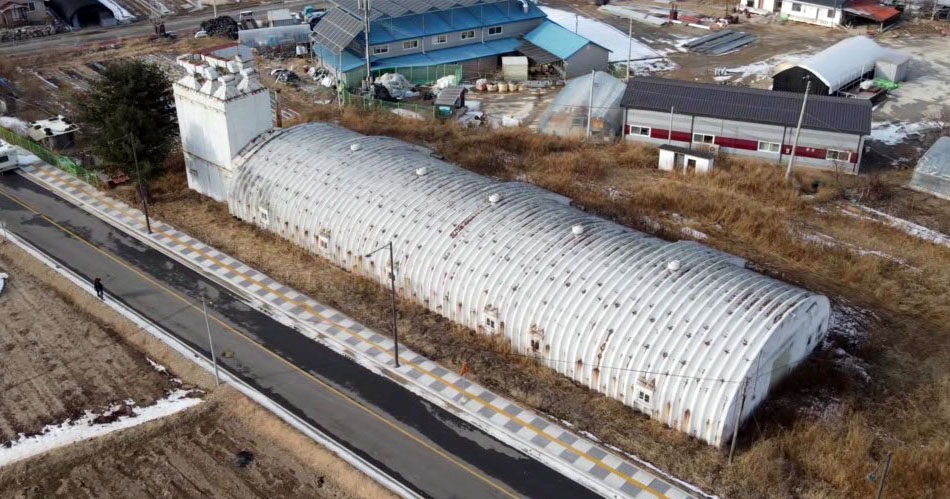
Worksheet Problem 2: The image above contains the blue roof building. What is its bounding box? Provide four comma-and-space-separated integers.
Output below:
310, 0, 609, 87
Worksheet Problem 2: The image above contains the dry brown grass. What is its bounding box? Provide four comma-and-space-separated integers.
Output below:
123, 98, 950, 498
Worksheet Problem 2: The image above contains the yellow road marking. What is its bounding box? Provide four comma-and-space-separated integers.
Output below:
28, 166, 675, 498
0, 185, 521, 499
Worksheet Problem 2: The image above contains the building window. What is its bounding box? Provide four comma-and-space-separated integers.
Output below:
758, 141, 781, 153
461, 30, 475, 40
318, 236, 329, 250
825, 149, 851, 162
637, 391, 651, 403
628, 126, 650, 136
28, 1, 36, 10
372, 45, 389, 55
791, 2, 801, 11
487, 26, 503, 36
692, 133, 715, 144
433, 34, 447, 44
402, 40, 419, 50
826, 8, 835, 17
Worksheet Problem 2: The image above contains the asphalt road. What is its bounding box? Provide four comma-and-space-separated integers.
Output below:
0, 0, 325, 57
0, 173, 598, 499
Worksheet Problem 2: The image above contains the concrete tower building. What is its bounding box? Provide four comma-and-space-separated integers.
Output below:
172, 46, 272, 202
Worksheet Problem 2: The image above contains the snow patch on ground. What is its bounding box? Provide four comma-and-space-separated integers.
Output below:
852, 205, 950, 248
540, 7, 673, 71
869, 121, 936, 145
0, 116, 29, 135
799, 231, 905, 265
719, 53, 805, 82
680, 227, 708, 240
97, 0, 136, 20
146, 357, 168, 373
0, 390, 201, 467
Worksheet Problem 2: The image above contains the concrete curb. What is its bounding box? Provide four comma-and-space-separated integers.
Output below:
0, 228, 423, 499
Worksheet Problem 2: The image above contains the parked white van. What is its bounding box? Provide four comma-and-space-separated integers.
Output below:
0, 140, 18, 173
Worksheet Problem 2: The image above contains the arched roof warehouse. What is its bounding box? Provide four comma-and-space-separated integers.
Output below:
229, 123, 831, 446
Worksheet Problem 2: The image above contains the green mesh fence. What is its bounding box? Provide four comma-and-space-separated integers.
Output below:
0, 127, 97, 185
370, 64, 463, 86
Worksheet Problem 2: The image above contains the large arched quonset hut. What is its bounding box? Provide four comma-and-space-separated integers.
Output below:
227, 122, 831, 446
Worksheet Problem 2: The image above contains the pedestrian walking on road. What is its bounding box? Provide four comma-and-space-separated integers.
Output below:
94, 277, 104, 300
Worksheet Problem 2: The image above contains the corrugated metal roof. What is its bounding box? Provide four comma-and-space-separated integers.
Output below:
311, 8, 364, 54
229, 122, 831, 446
843, 0, 901, 21
367, 1, 546, 44
909, 136, 950, 199
371, 37, 520, 68
620, 76, 872, 136
313, 43, 365, 72
792, 36, 910, 94
434, 86, 466, 105
517, 40, 561, 64
521, 20, 592, 60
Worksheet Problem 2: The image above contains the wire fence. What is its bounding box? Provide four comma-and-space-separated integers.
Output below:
370, 64, 463, 86
346, 91, 435, 119
0, 127, 97, 185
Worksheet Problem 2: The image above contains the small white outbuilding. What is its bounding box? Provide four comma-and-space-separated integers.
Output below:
658, 144, 715, 174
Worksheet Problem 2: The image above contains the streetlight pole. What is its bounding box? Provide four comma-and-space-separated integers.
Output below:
366, 241, 400, 368
127, 133, 152, 234
203, 297, 221, 386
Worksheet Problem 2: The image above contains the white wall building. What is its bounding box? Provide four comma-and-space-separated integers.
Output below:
172, 45, 273, 202
658, 145, 715, 174
781, 0, 844, 27
173, 47, 833, 447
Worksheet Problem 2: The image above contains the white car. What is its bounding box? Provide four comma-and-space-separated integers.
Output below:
194, 30, 209, 38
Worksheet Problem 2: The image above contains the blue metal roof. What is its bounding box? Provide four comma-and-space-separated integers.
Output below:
372, 38, 521, 69
522, 20, 595, 60
314, 43, 366, 72
368, 0, 545, 44
316, 37, 521, 72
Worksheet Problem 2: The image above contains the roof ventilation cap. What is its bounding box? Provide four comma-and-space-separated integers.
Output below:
488, 193, 501, 204
415, 167, 427, 176
350, 143, 361, 152
667, 260, 681, 272
571, 225, 584, 235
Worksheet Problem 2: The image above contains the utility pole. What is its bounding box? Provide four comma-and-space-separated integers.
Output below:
366, 242, 400, 368
203, 297, 221, 386
128, 133, 152, 235
785, 77, 811, 183
728, 377, 748, 464
667, 105, 674, 144
361, 0, 372, 95
586, 70, 595, 139
626, 17, 633, 81
575, 13, 579, 33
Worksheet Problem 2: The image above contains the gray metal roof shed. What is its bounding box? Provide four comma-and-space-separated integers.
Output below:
620, 77, 872, 136
434, 86, 466, 108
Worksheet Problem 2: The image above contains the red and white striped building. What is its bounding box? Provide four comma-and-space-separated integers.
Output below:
620, 77, 872, 173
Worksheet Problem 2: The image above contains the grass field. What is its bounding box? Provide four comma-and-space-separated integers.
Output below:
0, 243, 395, 499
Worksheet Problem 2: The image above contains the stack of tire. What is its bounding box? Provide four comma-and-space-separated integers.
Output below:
200, 16, 239, 40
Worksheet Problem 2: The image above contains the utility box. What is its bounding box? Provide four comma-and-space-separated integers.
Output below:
658, 144, 715, 174
502, 56, 529, 82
